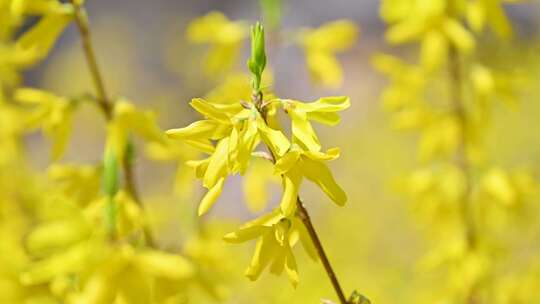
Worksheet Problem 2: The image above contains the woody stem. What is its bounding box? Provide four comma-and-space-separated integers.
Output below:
69, 0, 156, 247
296, 198, 349, 304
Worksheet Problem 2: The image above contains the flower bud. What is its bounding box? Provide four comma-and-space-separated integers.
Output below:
247, 22, 266, 92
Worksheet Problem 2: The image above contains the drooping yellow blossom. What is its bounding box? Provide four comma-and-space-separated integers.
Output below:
223, 209, 317, 286
275, 145, 347, 216
186, 11, 248, 75
298, 20, 359, 87
106, 98, 166, 161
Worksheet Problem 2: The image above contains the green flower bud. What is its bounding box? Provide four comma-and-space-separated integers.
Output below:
102, 148, 120, 198
247, 22, 266, 92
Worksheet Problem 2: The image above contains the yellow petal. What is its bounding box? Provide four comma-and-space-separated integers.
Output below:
198, 177, 225, 216
274, 150, 301, 175
482, 168, 516, 206
280, 169, 302, 216
306, 50, 343, 88
290, 109, 321, 152
114, 100, 165, 143
166, 119, 228, 140
257, 117, 290, 157
223, 225, 269, 243
245, 233, 277, 281
203, 138, 229, 188
296, 96, 350, 113
284, 247, 299, 287
15, 13, 72, 64
135, 250, 195, 280
190, 98, 231, 124
302, 20, 359, 52
300, 158, 347, 206
421, 29, 448, 71
442, 17, 475, 53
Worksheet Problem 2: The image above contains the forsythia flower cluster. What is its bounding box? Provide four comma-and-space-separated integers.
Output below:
376, 1, 538, 303
167, 22, 350, 285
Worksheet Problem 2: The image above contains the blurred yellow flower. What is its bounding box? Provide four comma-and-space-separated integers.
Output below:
299, 20, 359, 87
186, 11, 248, 75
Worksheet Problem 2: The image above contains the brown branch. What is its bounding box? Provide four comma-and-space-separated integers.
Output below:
69, 0, 155, 247
297, 199, 348, 304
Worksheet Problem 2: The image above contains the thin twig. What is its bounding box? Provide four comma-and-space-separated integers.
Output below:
69, 0, 156, 247
297, 199, 348, 304
70, 2, 112, 119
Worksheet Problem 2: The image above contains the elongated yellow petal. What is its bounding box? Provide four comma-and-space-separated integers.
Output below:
296, 96, 350, 113
245, 233, 277, 281
114, 101, 165, 144
269, 250, 286, 275
20, 242, 91, 285
300, 157, 347, 206
236, 119, 260, 174
15, 14, 72, 64
166, 119, 228, 141
257, 117, 290, 157
284, 247, 299, 287
306, 50, 342, 87
237, 208, 284, 230
385, 20, 424, 44
302, 20, 359, 52
303, 147, 341, 161
293, 218, 318, 261
14, 87, 57, 105
223, 225, 269, 243
198, 177, 225, 216
274, 150, 301, 175
306, 111, 341, 126
280, 169, 302, 216
442, 17, 475, 53
203, 138, 229, 188
190, 98, 231, 123
25, 219, 90, 257
289, 109, 321, 152
421, 29, 448, 71
135, 250, 195, 280
186, 11, 246, 44
186, 158, 210, 179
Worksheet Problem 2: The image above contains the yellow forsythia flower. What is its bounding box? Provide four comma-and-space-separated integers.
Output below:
223, 209, 317, 286
15, 87, 74, 160
186, 11, 248, 75
299, 20, 359, 88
